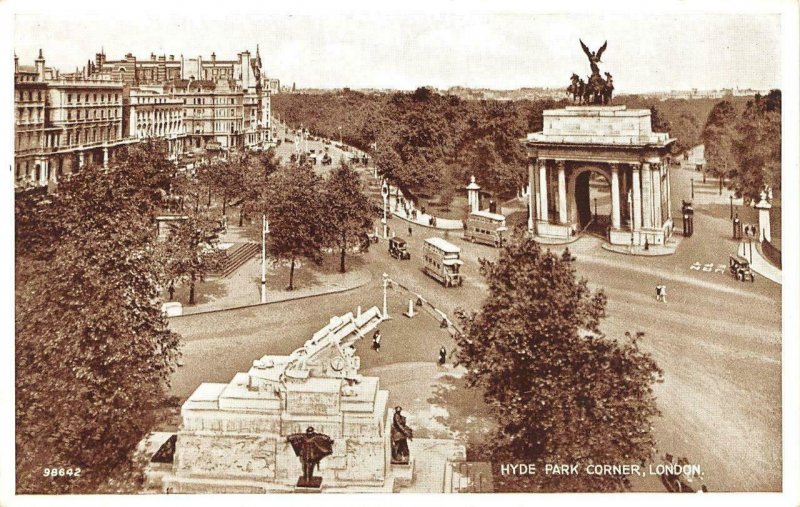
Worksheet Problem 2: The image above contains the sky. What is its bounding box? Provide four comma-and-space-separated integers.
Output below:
11, 5, 783, 93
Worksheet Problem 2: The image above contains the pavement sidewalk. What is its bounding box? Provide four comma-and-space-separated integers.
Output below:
738, 241, 782, 285
390, 201, 464, 230
168, 255, 373, 316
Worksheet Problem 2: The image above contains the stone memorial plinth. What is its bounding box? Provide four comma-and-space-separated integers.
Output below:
159, 306, 394, 493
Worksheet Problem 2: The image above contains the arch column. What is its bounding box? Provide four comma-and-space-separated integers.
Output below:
527, 161, 536, 231
557, 160, 567, 224
665, 164, 672, 219
641, 162, 653, 228
610, 163, 621, 229
538, 159, 549, 223
652, 163, 663, 228
631, 163, 642, 231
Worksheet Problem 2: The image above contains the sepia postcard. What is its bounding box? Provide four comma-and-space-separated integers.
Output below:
2, 0, 798, 506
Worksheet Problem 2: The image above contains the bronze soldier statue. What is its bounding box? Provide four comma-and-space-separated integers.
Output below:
391, 406, 414, 464
287, 426, 334, 488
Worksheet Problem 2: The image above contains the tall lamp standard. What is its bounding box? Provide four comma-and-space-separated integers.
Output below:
261, 215, 269, 303
381, 179, 389, 239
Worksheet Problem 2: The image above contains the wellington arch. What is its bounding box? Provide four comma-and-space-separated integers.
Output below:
523, 105, 676, 247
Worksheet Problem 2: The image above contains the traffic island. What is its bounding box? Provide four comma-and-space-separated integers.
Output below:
601, 239, 679, 256
168, 253, 372, 316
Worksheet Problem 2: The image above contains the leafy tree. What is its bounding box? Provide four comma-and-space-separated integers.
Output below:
701, 100, 739, 179
159, 212, 225, 305
262, 163, 325, 290
454, 233, 663, 492
171, 170, 203, 214
238, 148, 281, 226
649, 105, 672, 135
322, 161, 374, 272
15, 143, 181, 493
731, 90, 781, 201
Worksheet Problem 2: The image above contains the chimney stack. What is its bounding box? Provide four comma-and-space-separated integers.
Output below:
35, 49, 45, 82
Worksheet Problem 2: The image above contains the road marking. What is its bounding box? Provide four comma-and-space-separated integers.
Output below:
689, 262, 727, 275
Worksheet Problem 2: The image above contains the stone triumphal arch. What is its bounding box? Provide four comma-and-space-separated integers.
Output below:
523, 105, 675, 246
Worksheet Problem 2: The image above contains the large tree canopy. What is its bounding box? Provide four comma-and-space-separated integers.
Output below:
454, 233, 663, 492
701, 91, 782, 201
260, 163, 326, 290
274, 90, 725, 201
322, 161, 374, 273
16, 141, 181, 493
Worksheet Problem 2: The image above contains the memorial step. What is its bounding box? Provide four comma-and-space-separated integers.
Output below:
208, 242, 260, 278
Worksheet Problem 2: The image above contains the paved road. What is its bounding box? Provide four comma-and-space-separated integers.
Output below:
169, 148, 781, 492
271, 122, 363, 176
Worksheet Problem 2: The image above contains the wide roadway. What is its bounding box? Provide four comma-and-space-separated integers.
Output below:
169, 161, 781, 492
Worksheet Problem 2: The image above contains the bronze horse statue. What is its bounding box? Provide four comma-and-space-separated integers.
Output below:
567, 74, 593, 105
602, 72, 614, 105
566, 73, 582, 104
571, 73, 613, 105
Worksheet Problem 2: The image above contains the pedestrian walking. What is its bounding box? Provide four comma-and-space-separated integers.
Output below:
408, 226, 412, 237
372, 330, 382, 352
655, 284, 667, 303
168, 283, 175, 301
438, 346, 447, 366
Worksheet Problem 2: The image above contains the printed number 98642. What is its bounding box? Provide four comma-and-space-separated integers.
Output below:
43, 468, 81, 478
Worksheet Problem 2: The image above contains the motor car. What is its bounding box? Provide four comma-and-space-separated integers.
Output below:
729, 254, 755, 282
388, 237, 411, 260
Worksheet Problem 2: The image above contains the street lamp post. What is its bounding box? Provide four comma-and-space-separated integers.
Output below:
261, 215, 269, 303
729, 195, 734, 219
381, 179, 389, 239
691, 178, 694, 199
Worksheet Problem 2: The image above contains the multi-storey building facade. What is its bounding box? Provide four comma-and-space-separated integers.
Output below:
14, 52, 49, 186
174, 79, 244, 150
126, 87, 185, 160
14, 47, 273, 190
91, 47, 271, 150
14, 50, 130, 188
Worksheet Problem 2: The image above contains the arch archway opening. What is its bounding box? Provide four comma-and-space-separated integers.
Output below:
574, 170, 611, 234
